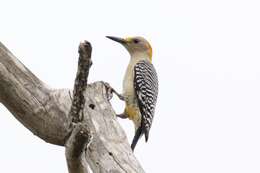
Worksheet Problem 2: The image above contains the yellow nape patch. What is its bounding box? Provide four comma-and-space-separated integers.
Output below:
147, 43, 153, 62
125, 106, 139, 121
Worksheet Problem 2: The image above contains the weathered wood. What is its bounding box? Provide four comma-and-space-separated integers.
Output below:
69, 41, 92, 123
0, 41, 145, 173
65, 123, 92, 173
0, 42, 71, 146
66, 41, 93, 173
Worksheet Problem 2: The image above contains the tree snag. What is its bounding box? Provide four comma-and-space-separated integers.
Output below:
0, 41, 145, 173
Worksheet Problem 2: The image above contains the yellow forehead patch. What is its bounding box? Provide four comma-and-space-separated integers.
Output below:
125, 37, 132, 42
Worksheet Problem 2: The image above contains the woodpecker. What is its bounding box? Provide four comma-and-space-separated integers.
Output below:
106, 36, 158, 150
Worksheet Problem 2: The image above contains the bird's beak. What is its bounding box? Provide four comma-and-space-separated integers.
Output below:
106, 36, 127, 44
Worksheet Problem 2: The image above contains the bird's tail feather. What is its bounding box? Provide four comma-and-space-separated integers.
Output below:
144, 128, 149, 142
131, 127, 143, 151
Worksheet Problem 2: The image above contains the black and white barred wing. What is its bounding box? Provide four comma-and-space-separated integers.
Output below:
134, 60, 158, 141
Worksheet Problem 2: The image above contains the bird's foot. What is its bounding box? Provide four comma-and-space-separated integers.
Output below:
116, 113, 128, 119
116, 93, 125, 101
103, 82, 125, 101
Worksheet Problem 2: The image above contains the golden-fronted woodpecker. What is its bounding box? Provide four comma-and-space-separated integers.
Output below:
106, 36, 158, 150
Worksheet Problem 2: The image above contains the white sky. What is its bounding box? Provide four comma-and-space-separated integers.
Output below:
1, 0, 260, 172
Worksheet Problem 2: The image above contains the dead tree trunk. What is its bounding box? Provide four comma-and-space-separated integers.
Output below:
0, 41, 145, 173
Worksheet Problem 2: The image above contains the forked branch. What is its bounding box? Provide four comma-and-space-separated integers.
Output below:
0, 41, 145, 173
65, 41, 93, 173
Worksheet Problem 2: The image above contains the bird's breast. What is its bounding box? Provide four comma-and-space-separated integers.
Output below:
123, 62, 135, 98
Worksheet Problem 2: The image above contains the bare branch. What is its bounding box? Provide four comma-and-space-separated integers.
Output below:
0, 42, 71, 146
66, 41, 93, 173
69, 41, 92, 123
65, 123, 93, 173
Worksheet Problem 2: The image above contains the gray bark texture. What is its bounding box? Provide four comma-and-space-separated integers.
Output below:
0, 41, 145, 173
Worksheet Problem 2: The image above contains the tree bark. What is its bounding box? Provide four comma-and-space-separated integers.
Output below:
0, 41, 145, 173
65, 123, 92, 173
65, 40, 93, 173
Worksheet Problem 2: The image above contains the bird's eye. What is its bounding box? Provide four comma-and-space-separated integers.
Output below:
133, 39, 139, 44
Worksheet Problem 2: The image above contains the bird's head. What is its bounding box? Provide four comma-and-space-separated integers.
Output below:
106, 36, 153, 62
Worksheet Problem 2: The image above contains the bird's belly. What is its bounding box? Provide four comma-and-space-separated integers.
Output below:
122, 61, 141, 127
125, 105, 139, 120
123, 74, 138, 108
123, 76, 141, 125
123, 65, 135, 103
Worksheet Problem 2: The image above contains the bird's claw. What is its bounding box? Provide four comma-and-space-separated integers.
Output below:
117, 113, 128, 119
103, 82, 124, 101
103, 82, 113, 100
117, 94, 125, 101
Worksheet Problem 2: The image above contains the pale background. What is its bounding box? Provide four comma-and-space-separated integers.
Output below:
1, 0, 260, 172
